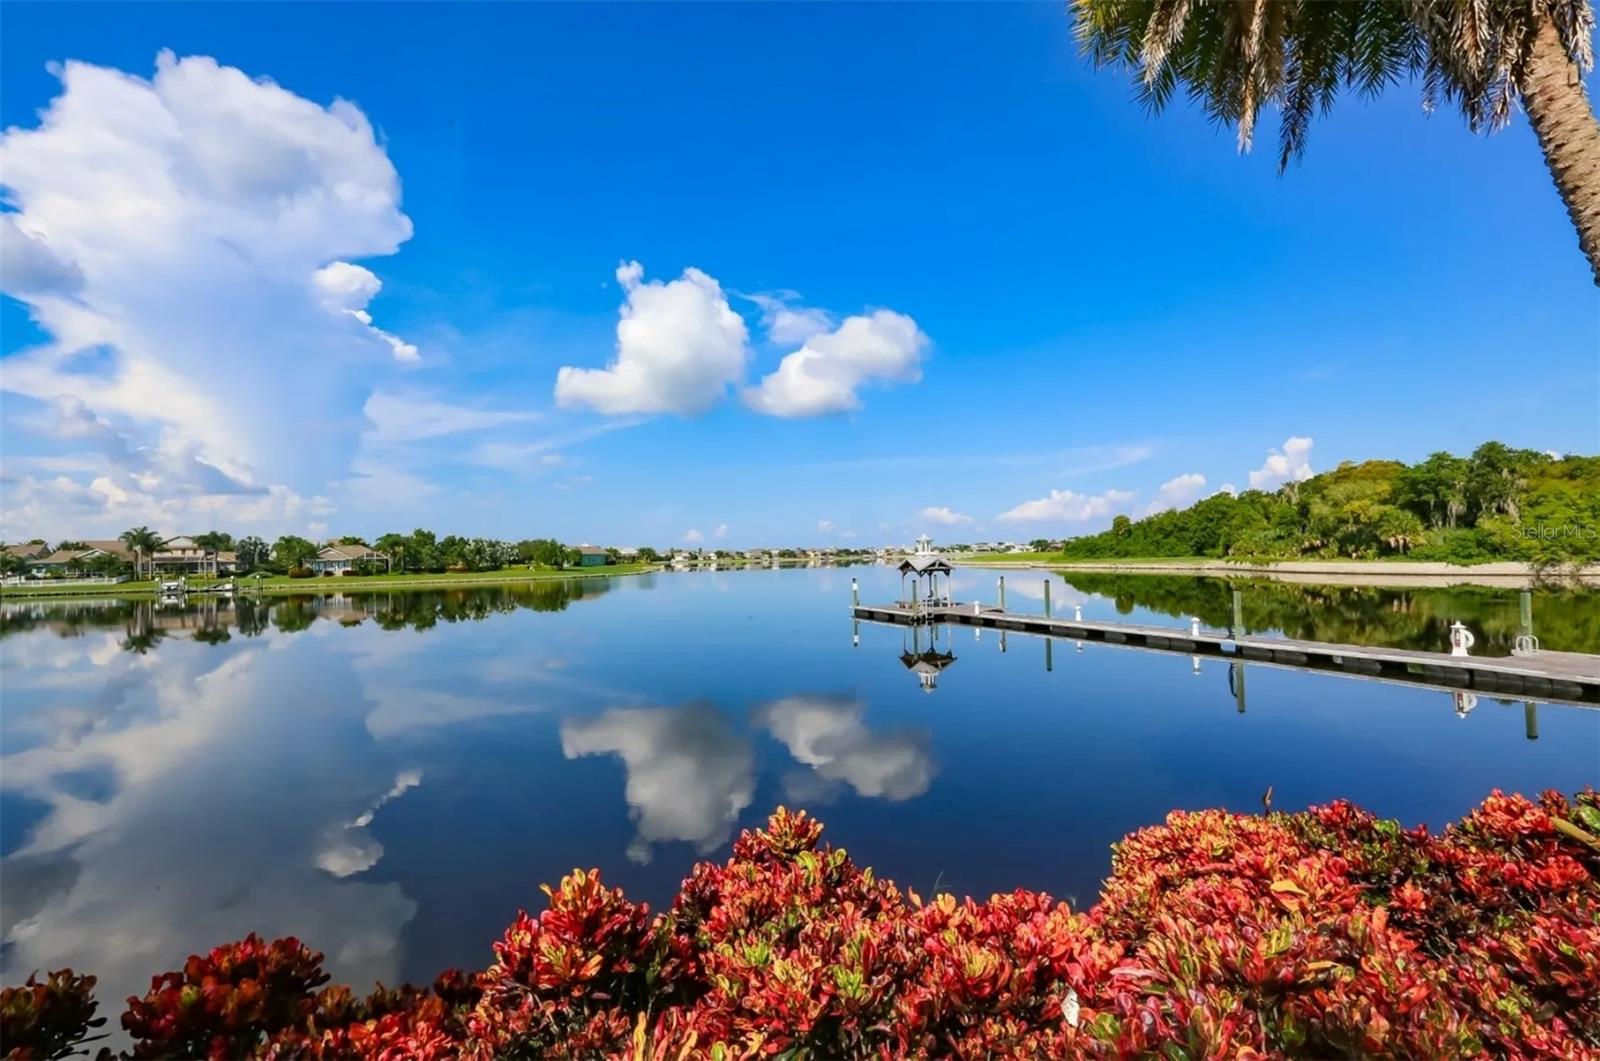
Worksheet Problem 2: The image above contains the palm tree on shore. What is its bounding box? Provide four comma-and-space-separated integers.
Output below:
1072, 0, 1600, 282
375, 533, 408, 574
119, 526, 164, 579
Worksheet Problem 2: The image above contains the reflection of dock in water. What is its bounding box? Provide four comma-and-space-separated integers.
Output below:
852, 590, 1600, 710
898, 623, 956, 692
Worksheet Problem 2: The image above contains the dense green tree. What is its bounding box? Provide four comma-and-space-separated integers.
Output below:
194, 531, 234, 551
1059, 443, 1598, 564
375, 533, 409, 571
407, 529, 441, 572
235, 536, 270, 572
1072, 0, 1600, 282
272, 535, 318, 571
517, 538, 568, 567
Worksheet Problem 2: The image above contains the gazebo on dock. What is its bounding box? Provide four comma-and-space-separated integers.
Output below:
897, 535, 953, 608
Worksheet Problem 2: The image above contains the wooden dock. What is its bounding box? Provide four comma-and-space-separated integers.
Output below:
852, 601, 1600, 708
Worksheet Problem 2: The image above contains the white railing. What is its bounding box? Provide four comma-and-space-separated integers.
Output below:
2, 574, 129, 588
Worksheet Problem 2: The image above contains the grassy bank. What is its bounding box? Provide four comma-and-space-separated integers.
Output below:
953, 553, 1215, 567
0, 563, 661, 599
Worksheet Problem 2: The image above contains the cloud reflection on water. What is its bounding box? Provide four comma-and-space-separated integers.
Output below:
757, 695, 936, 803
560, 704, 755, 864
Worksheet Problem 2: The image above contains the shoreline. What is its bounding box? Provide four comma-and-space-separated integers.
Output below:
953, 558, 1600, 589
0, 564, 663, 601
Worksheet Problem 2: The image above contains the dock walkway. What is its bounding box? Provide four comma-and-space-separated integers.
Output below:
852, 601, 1600, 707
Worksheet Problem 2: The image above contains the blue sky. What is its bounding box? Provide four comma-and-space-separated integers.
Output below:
2, 3, 1596, 548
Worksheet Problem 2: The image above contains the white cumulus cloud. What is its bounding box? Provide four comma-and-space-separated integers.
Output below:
1146, 473, 1207, 514
997, 488, 1136, 524
0, 51, 417, 536
554, 261, 748, 416
683, 528, 704, 543
920, 505, 973, 526
744, 309, 928, 417
746, 291, 833, 345
1248, 437, 1315, 491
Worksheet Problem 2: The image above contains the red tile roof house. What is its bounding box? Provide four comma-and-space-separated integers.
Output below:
308, 543, 391, 575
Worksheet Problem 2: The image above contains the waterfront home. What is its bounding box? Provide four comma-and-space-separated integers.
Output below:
308, 543, 391, 575
670, 551, 694, 570
616, 546, 640, 560
27, 545, 121, 575
574, 545, 609, 567
148, 536, 238, 577
4, 542, 51, 562
26, 540, 136, 576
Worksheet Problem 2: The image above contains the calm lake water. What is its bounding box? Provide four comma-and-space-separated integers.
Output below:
2, 566, 1596, 1018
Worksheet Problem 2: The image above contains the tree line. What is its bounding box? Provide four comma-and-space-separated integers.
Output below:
1059, 443, 1600, 565
2, 528, 651, 579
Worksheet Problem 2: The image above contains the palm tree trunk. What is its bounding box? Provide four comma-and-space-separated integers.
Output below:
1521, 13, 1600, 285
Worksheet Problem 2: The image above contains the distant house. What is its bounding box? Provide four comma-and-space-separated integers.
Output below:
308, 543, 390, 575
148, 536, 235, 576
616, 546, 640, 560
574, 545, 609, 567
27, 541, 133, 575
3, 542, 51, 562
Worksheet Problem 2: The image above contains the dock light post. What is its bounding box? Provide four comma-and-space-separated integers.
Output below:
1190, 616, 1201, 637
852, 619, 859, 648
1074, 604, 1083, 622
1449, 621, 1475, 657
851, 578, 859, 608
1043, 580, 1052, 618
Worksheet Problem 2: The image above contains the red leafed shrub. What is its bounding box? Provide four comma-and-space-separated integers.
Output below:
4, 790, 1597, 1059
0, 970, 105, 1060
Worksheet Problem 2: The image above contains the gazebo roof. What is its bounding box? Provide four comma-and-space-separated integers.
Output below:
898, 554, 952, 575
900, 650, 956, 673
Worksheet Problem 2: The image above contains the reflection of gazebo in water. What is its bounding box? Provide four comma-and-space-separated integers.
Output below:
899, 622, 957, 693
897, 535, 953, 609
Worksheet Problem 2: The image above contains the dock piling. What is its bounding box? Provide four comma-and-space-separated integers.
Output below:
1232, 589, 1243, 638
998, 576, 1006, 612
1525, 701, 1539, 741
1043, 580, 1051, 618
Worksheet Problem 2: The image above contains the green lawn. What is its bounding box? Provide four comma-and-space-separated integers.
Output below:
952, 553, 1217, 566
0, 563, 660, 599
